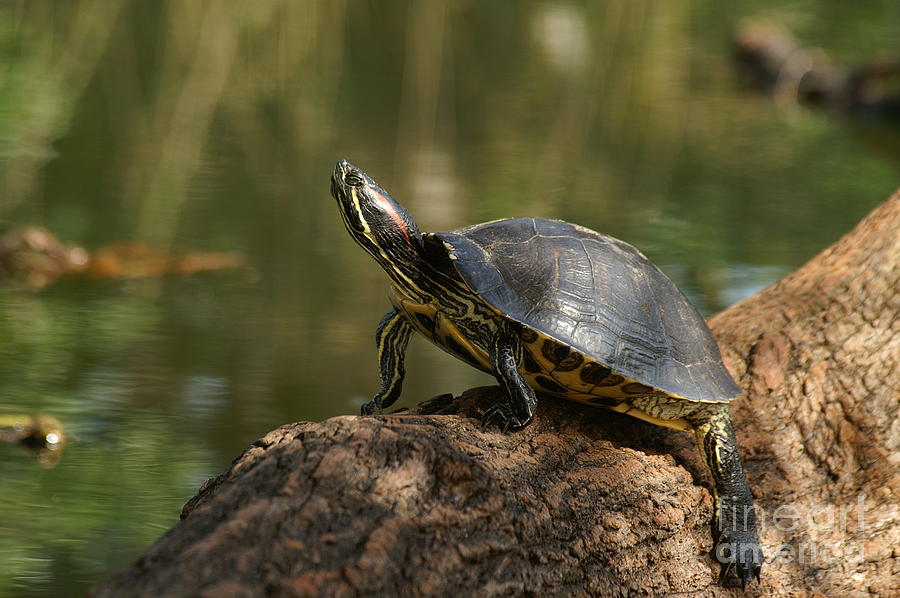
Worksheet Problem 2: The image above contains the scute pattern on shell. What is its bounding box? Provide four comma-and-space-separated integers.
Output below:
436, 218, 740, 403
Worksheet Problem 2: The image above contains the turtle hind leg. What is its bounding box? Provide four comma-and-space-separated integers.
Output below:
361, 308, 413, 415
483, 329, 537, 431
687, 403, 763, 586
627, 395, 763, 585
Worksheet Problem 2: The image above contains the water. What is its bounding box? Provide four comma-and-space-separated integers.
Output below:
0, 2, 898, 596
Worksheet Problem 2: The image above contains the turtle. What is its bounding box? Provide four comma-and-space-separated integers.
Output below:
330, 159, 763, 585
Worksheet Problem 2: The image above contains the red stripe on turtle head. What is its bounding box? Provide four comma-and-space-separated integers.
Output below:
370, 188, 412, 246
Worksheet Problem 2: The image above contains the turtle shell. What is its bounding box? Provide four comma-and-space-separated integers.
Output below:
434, 217, 740, 403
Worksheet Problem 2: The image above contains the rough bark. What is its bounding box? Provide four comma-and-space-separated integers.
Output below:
90, 191, 900, 598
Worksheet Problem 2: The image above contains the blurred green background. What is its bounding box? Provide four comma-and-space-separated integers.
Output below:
0, 1, 897, 596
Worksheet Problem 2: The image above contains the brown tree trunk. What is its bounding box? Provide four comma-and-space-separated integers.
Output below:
90, 191, 900, 598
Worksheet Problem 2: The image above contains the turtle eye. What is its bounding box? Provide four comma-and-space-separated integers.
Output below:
344, 172, 364, 187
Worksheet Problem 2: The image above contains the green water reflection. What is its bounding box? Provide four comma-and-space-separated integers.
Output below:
1, 1, 898, 596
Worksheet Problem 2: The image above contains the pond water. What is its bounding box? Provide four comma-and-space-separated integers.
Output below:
0, 2, 898, 596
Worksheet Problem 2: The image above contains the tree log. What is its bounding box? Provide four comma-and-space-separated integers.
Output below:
90, 191, 900, 598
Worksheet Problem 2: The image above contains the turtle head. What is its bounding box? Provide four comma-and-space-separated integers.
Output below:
331, 160, 425, 262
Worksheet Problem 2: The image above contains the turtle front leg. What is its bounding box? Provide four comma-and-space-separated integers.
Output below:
688, 404, 763, 586
361, 308, 413, 415
483, 329, 538, 432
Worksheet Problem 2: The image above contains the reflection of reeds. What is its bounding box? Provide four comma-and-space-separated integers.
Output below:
130, 2, 243, 250
3, 1, 351, 246
394, 2, 460, 228
396, 1, 448, 170
1, 0, 126, 213
124, 1, 347, 255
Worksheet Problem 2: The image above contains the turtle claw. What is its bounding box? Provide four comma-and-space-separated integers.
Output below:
740, 557, 763, 589
480, 404, 508, 431
360, 398, 383, 416
481, 403, 529, 433
714, 530, 763, 587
